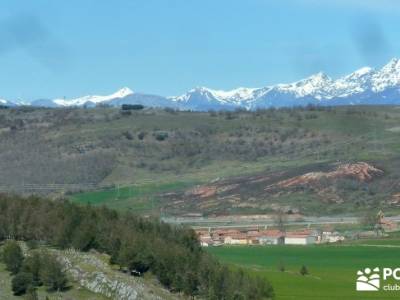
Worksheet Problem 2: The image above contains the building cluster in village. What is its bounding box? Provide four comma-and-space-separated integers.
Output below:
196, 228, 345, 247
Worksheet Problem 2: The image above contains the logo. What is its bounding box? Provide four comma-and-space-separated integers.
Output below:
356, 267, 380, 291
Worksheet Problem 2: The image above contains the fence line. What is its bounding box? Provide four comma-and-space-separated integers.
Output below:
0, 183, 98, 192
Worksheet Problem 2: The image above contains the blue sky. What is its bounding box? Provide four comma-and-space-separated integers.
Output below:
0, 0, 399, 100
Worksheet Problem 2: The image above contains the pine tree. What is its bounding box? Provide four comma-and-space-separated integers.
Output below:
40, 254, 68, 291
11, 272, 33, 295
1, 241, 24, 274
300, 265, 309, 276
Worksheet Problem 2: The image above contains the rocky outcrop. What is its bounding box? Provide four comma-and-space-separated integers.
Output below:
57, 249, 176, 300
266, 162, 383, 190
186, 186, 217, 198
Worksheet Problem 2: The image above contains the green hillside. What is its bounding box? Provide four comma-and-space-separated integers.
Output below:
2, 106, 400, 216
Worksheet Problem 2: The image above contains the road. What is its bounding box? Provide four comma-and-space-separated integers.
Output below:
162, 215, 400, 229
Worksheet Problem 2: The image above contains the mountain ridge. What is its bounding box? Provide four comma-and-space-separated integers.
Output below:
3, 58, 400, 110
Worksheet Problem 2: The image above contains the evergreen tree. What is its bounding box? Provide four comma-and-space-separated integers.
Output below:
300, 265, 309, 276
11, 272, 33, 295
1, 240, 24, 274
22, 252, 42, 286
40, 254, 68, 291
25, 286, 39, 300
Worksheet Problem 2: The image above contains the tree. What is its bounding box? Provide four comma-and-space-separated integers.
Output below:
121, 104, 144, 111
1, 241, 24, 274
25, 286, 38, 300
40, 254, 68, 291
360, 211, 378, 229
11, 272, 33, 295
0, 195, 275, 300
278, 260, 285, 272
274, 209, 287, 233
300, 265, 309, 276
22, 252, 42, 286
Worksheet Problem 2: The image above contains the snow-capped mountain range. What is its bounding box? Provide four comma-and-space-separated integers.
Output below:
3, 58, 400, 110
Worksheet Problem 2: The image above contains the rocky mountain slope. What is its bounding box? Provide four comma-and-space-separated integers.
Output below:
160, 161, 399, 216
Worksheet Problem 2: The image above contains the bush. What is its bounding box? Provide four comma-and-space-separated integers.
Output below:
122, 131, 134, 140
11, 272, 33, 295
137, 131, 146, 140
278, 260, 285, 272
153, 131, 169, 141
121, 104, 144, 111
300, 265, 309, 276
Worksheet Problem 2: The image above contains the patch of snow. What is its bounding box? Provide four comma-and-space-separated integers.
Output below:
54, 87, 133, 106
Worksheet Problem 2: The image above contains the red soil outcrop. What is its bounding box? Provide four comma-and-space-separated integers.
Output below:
266, 162, 383, 190
186, 186, 217, 198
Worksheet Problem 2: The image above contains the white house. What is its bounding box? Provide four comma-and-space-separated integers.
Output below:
285, 234, 316, 245
321, 231, 345, 243
258, 230, 285, 245
224, 234, 248, 245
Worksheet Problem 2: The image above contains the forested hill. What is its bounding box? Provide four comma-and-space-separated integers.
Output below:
0, 195, 274, 299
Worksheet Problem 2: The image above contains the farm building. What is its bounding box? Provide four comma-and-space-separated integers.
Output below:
320, 231, 345, 243
258, 230, 285, 245
285, 233, 316, 245
224, 233, 249, 245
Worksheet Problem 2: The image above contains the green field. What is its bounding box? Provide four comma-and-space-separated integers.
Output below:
208, 244, 400, 300
70, 181, 194, 213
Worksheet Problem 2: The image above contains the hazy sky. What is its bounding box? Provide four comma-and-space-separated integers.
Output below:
0, 0, 399, 100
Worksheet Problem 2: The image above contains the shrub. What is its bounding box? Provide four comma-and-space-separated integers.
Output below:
121, 104, 144, 110
300, 265, 309, 276
153, 131, 169, 141
11, 272, 33, 295
122, 131, 134, 140
137, 131, 146, 140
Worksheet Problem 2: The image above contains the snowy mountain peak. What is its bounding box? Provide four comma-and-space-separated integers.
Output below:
210, 87, 258, 102
383, 58, 400, 70
3, 58, 400, 110
371, 58, 400, 93
114, 87, 134, 98
298, 72, 332, 87
53, 87, 134, 107
349, 67, 374, 78
172, 86, 259, 105
307, 72, 331, 82
131, 58, 400, 108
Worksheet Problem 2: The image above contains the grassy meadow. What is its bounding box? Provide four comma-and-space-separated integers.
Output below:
69, 181, 194, 213
208, 244, 400, 300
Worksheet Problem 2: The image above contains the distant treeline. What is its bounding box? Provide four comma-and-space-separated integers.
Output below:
121, 104, 145, 110
0, 195, 274, 299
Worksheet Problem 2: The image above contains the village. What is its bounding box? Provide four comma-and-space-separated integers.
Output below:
195, 228, 345, 247
195, 211, 399, 247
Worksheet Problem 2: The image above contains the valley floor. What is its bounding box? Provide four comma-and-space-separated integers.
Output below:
208, 240, 400, 300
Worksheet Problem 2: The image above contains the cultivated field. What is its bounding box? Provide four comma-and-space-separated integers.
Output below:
208, 242, 400, 300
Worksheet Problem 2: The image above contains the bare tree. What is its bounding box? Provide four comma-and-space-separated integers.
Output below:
274, 209, 288, 233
